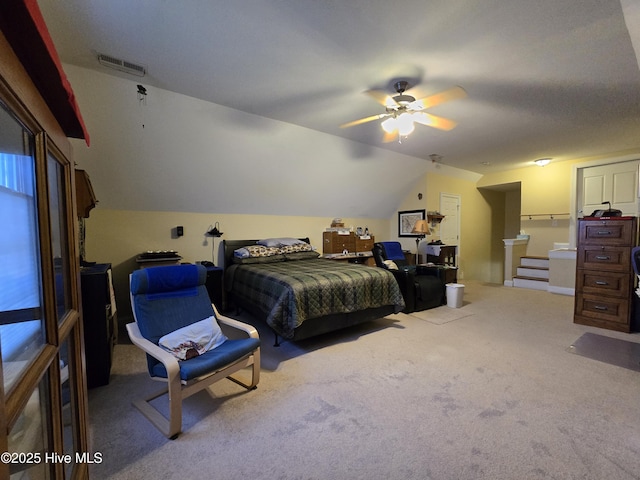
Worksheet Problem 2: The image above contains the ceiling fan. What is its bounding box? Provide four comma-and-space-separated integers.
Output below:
340, 81, 466, 142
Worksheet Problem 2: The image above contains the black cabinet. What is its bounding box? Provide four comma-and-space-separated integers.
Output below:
80, 263, 117, 388
205, 266, 224, 310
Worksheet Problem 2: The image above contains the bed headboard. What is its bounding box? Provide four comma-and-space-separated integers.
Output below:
222, 238, 311, 269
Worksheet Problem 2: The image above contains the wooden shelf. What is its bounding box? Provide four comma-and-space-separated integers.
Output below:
427, 213, 444, 225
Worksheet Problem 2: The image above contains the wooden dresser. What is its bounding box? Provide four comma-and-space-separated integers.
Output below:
574, 216, 638, 332
323, 231, 375, 255
322, 231, 376, 265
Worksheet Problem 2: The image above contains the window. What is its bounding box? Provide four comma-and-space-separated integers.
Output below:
0, 8, 91, 478
0, 105, 45, 393
48, 150, 72, 323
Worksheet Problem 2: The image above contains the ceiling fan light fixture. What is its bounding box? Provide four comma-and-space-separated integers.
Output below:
381, 117, 397, 133
397, 113, 415, 136
394, 94, 416, 105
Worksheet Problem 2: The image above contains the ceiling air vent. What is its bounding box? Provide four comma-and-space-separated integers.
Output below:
97, 53, 146, 77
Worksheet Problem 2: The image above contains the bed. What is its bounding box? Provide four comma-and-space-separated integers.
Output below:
223, 238, 405, 344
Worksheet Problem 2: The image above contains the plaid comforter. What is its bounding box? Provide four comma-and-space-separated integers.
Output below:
225, 258, 405, 339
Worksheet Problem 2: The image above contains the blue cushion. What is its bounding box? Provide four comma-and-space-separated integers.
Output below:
130, 264, 217, 376
380, 242, 405, 261
131, 264, 204, 297
151, 337, 261, 381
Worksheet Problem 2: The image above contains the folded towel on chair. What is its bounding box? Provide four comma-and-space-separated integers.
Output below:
159, 316, 227, 360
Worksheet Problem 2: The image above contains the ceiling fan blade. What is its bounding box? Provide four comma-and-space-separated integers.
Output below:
409, 86, 467, 111
340, 113, 388, 128
382, 130, 398, 143
412, 112, 458, 131
365, 89, 397, 108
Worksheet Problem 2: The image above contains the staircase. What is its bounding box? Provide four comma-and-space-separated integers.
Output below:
513, 256, 549, 291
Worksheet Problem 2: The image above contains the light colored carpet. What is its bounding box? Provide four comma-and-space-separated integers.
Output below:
87, 280, 640, 479
409, 305, 474, 325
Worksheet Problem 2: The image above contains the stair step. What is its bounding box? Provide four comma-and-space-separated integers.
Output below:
520, 256, 549, 268
516, 266, 549, 279
513, 275, 549, 291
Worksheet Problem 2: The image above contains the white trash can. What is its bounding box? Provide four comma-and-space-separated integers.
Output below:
446, 283, 464, 308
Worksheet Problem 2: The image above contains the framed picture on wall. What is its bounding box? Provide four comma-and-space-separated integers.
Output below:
398, 209, 425, 237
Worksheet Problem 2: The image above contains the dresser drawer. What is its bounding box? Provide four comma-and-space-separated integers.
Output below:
355, 236, 374, 252
323, 231, 356, 253
574, 293, 630, 326
579, 219, 636, 246
577, 245, 630, 271
575, 270, 630, 298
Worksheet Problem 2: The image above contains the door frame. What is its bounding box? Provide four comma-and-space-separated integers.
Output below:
439, 192, 461, 262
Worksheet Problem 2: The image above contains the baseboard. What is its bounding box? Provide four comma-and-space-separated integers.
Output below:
547, 285, 575, 296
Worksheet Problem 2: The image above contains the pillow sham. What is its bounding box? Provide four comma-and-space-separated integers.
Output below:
284, 251, 320, 261
279, 243, 314, 254
257, 237, 307, 247
158, 316, 227, 361
234, 245, 282, 258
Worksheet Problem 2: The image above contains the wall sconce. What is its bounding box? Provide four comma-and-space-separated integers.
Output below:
206, 222, 223, 237
204, 222, 223, 265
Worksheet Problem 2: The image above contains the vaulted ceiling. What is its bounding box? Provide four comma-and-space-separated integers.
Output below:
38, 0, 640, 175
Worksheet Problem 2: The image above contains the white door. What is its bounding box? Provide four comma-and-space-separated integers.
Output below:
580, 160, 640, 216
440, 193, 460, 247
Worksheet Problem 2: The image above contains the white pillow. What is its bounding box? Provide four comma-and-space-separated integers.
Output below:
159, 316, 227, 360
383, 260, 398, 270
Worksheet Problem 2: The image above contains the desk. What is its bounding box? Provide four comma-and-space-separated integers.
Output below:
425, 245, 457, 266
322, 252, 375, 266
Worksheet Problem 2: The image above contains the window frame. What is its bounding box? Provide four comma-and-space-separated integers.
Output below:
0, 32, 89, 479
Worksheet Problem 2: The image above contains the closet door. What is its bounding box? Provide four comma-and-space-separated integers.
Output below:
580, 160, 640, 216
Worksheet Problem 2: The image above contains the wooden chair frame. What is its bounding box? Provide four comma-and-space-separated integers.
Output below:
126, 302, 260, 439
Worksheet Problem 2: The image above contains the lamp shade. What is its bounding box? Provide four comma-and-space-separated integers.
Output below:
412, 219, 430, 235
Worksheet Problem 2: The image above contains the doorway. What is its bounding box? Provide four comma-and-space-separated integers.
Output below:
477, 182, 522, 284
439, 193, 460, 245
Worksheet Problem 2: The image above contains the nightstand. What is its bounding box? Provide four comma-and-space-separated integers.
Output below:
425, 245, 457, 266
204, 265, 224, 310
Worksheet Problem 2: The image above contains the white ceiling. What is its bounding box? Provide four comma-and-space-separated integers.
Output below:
38, 0, 640, 174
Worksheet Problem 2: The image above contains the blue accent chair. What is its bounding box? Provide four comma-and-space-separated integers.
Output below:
127, 264, 260, 439
372, 241, 444, 313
